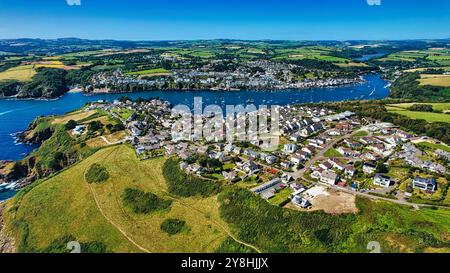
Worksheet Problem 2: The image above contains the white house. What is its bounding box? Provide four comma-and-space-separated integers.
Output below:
373, 174, 391, 188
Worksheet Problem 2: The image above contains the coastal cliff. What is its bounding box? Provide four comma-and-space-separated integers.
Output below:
0, 202, 15, 253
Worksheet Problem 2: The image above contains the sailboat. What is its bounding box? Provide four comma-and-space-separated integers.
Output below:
369, 88, 375, 96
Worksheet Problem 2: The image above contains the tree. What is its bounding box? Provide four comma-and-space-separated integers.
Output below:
64, 120, 78, 130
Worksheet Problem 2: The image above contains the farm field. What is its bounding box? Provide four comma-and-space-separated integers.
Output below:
419, 74, 450, 87
2, 145, 230, 253
386, 102, 450, 112
126, 68, 171, 76
0, 65, 36, 82
387, 109, 450, 123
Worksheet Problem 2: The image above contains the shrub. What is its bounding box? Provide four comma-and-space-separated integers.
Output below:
160, 218, 187, 235
122, 188, 172, 214
162, 158, 222, 197
85, 163, 109, 183
64, 120, 78, 130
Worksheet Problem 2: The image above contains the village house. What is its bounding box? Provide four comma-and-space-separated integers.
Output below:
319, 170, 339, 185
283, 143, 298, 154
222, 171, 238, 181
319, 161, 333, 170
292, 195, 311, 208
363, 162, 377, 174
344, 165, 356, 177
328, 158, 345, 171
337, 147, 360, 158
412, 177, 437, 192
374, 173, 391, 188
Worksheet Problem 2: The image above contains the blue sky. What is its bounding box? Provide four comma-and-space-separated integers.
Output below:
0, 0, 449, 40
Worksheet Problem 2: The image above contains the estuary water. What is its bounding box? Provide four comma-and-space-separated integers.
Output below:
0, 74, 389, 161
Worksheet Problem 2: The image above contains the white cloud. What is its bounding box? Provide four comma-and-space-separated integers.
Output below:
66, 0, 81, 6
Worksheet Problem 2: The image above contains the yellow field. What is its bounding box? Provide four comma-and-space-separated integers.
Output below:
335, 62, 369, 68
52, 110, 98, 124
0, 65, 36, 82
3, 145, 230, 253
419, 74, 450, 87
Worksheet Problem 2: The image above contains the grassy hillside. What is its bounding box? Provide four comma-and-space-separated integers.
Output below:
3, 145, 230, 253
219, 187, 450, 253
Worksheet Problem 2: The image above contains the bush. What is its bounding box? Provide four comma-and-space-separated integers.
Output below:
122, 188, 172, 214
160, 218, 187, 235
64, 120, 78, 130
162, 158, 222, 197
85, 163, 109, 183
408, 104, 433, 112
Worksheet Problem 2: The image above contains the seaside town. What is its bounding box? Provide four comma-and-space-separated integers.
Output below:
22, 97, 445, 213
86, 58, 365, 93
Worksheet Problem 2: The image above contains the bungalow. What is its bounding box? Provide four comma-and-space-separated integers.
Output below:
233, 147, 243, 155
265, 155, 278, 165
328, 158, 345, 171
344, 165, 356, 177
243, 161, 261, 173
179, 151, 192, 161
302, 145, 315, 155
222, 171, 238, 181
363, 152, 382, 161
290, 133, 302, 142
320, 170, 339, 185
196, 146, 209, 155
290, 154, 304, 165
344, 139, 361, 149
224, 143, 234, 154
360, 136, 378, 145
327, 129, 341, 136
337, 147, 360, 158
281, 161, 294, 169
244, 149, 259, 159
300, 127, 314, 138
363, 162, 377, 174
319, 162, 333, 170
292, 195, 311, 209
284, 144, 298, 154
374, 173, 391, 188
72, 125, 86, 135
368, 143, 386, 155
412, 177, 437, 192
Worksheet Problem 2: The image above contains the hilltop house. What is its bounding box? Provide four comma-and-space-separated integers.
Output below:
412, 177, 437, 192
374, 174, 391, 188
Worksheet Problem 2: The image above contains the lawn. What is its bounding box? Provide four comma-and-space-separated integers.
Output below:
0, 65, 36, 82
324, 148, 341, 157
353, 131, 369, 138
4, 145, 230, 253
268, 188, 292, 207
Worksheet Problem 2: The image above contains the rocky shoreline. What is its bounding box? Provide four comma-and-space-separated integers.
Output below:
0, 202, 15, 253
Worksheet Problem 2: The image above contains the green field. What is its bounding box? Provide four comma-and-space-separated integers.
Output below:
388, 110, 450, 123
3, 145, 231, 253
386, 102, 450, 112
417, 142, 450, 153
126, 68, 170, 76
